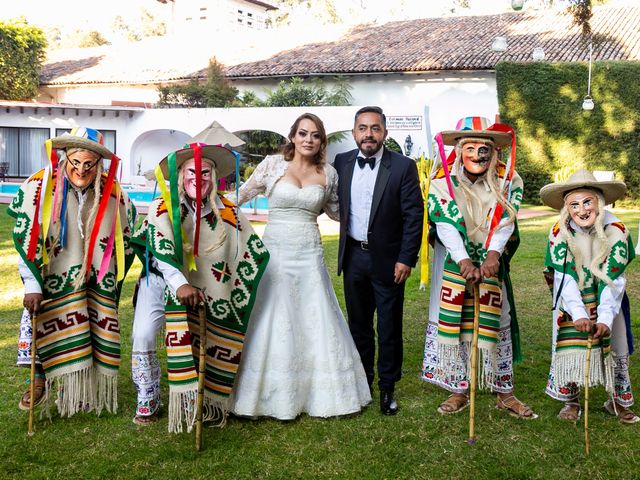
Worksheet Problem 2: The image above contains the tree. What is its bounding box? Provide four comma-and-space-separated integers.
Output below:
238, 76, 353, 158
0, 19, 47, 100
156, 58, 238, 108
77, 30, 110, 48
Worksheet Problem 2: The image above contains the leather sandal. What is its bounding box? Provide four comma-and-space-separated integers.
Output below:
437, 393, 469, 415
558, 401, 581, 421
18, 377, 46, 411
603, 399, 640, 425
133, 412, 159, 426
496, 394, 538, 419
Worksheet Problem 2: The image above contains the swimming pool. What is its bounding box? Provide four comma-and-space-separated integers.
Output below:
0, 182, 268, 210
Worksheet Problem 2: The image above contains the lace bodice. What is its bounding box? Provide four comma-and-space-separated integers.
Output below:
233, 155, 339, 221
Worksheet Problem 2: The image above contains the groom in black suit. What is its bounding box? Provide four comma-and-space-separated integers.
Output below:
334, 106, 423, 415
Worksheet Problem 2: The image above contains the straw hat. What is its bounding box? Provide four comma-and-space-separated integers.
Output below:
158, 144, 236, 179
51, 127, 114, 159
539, 169, 627, 210
158, 122, 241, 178
440, 116, 512, 147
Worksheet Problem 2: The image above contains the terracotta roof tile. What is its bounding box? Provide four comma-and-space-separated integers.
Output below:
40, 5, 640, 85
227, 5, 640, 78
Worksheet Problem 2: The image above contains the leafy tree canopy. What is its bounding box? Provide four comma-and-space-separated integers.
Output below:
0, 18, 47, 100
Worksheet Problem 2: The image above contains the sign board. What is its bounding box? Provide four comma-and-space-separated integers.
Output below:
387, 115, 423, 130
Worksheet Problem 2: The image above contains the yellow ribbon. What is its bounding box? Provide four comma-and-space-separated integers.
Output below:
417, 154, 434, 290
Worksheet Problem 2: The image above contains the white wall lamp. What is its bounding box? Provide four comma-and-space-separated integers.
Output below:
532, 47, 545, 61
492, 36, 508, 52
582, 41, 595, 111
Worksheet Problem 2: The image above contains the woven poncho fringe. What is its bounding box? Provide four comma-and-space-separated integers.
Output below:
545, 217, 635, 394
553, 349, 615, 394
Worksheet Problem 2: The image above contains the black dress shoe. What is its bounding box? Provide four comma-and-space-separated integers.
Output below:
380, 390, 399, 416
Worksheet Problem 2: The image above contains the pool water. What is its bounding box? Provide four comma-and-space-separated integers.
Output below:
0, 183, 268, 210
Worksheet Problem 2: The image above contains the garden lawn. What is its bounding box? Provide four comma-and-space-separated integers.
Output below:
1, 208, 639, 480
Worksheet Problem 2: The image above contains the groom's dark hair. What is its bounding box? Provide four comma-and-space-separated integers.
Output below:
354, 106, 386, 128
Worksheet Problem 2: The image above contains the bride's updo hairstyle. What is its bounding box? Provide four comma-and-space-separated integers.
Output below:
282, 112, 327, 167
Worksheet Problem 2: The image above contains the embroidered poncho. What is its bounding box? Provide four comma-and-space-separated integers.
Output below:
545, 217, 635, 391
8, 169, 136, 417
132, 195, 269, 433
428, 171, 523, 388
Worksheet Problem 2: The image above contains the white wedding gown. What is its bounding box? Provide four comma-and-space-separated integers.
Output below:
230, 156, 371, 419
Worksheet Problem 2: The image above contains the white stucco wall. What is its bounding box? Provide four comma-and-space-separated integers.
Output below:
2, 104, 432, 183
233, 71, 500, 150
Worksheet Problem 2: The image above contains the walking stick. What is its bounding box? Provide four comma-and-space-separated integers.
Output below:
28, 309, 38, 437
584, 331, 593, 455
195, 303, 207, 451
467, 283, 481, 445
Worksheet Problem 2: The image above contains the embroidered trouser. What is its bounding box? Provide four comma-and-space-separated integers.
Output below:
131, 273, 166, 417
17, 308, 41, 366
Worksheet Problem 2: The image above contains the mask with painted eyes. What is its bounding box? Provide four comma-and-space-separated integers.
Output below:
564, 189, 599, 228
461, 142, 493, 177
65, 149, 100, 189
182, 158, 214, 201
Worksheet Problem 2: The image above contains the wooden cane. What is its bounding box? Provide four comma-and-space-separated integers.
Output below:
584, 332, 593, 455
27, 309, 38, 437
467, 283, 481, 445
195, 303, 207, 452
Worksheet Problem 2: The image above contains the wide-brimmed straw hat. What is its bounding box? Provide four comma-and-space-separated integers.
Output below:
440, 116, 512, 147
539, 169, 627, 210
158, 122, 241, 178
51, 127, 114, 159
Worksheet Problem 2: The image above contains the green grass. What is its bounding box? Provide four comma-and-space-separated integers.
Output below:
1, 208, 640, 480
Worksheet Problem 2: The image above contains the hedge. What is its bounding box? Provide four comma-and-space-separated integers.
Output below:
496, 61, 640, 204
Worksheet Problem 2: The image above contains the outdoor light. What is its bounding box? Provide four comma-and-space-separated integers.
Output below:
491, 36, 508, 52
511, 0, 525, 11
582, 95, 594, 111
532, 47, 545, 61
582, 41, 595, 111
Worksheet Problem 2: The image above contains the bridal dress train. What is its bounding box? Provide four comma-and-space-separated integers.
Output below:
230, 155, 371, 419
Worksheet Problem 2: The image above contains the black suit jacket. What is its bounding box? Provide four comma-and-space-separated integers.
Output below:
334, 147, 424, 280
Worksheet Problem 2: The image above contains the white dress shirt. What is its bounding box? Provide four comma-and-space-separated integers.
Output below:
348, 148, 383, 242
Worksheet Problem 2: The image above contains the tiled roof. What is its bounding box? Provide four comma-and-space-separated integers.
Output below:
40, 5, 640, 86
226, 5, 640, 78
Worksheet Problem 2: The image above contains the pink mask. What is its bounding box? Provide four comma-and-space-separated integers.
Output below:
565, 189, 599, 229
182, 158, 213, 201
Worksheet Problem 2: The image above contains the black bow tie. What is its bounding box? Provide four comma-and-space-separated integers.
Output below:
357, 156, 375, 169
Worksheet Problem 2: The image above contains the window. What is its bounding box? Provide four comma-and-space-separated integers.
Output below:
247, 12, 253, 17
199, 7, 207, 11
0, 127, 50, 177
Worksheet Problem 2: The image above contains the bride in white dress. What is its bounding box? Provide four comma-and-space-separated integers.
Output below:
230, 113, 371, 419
